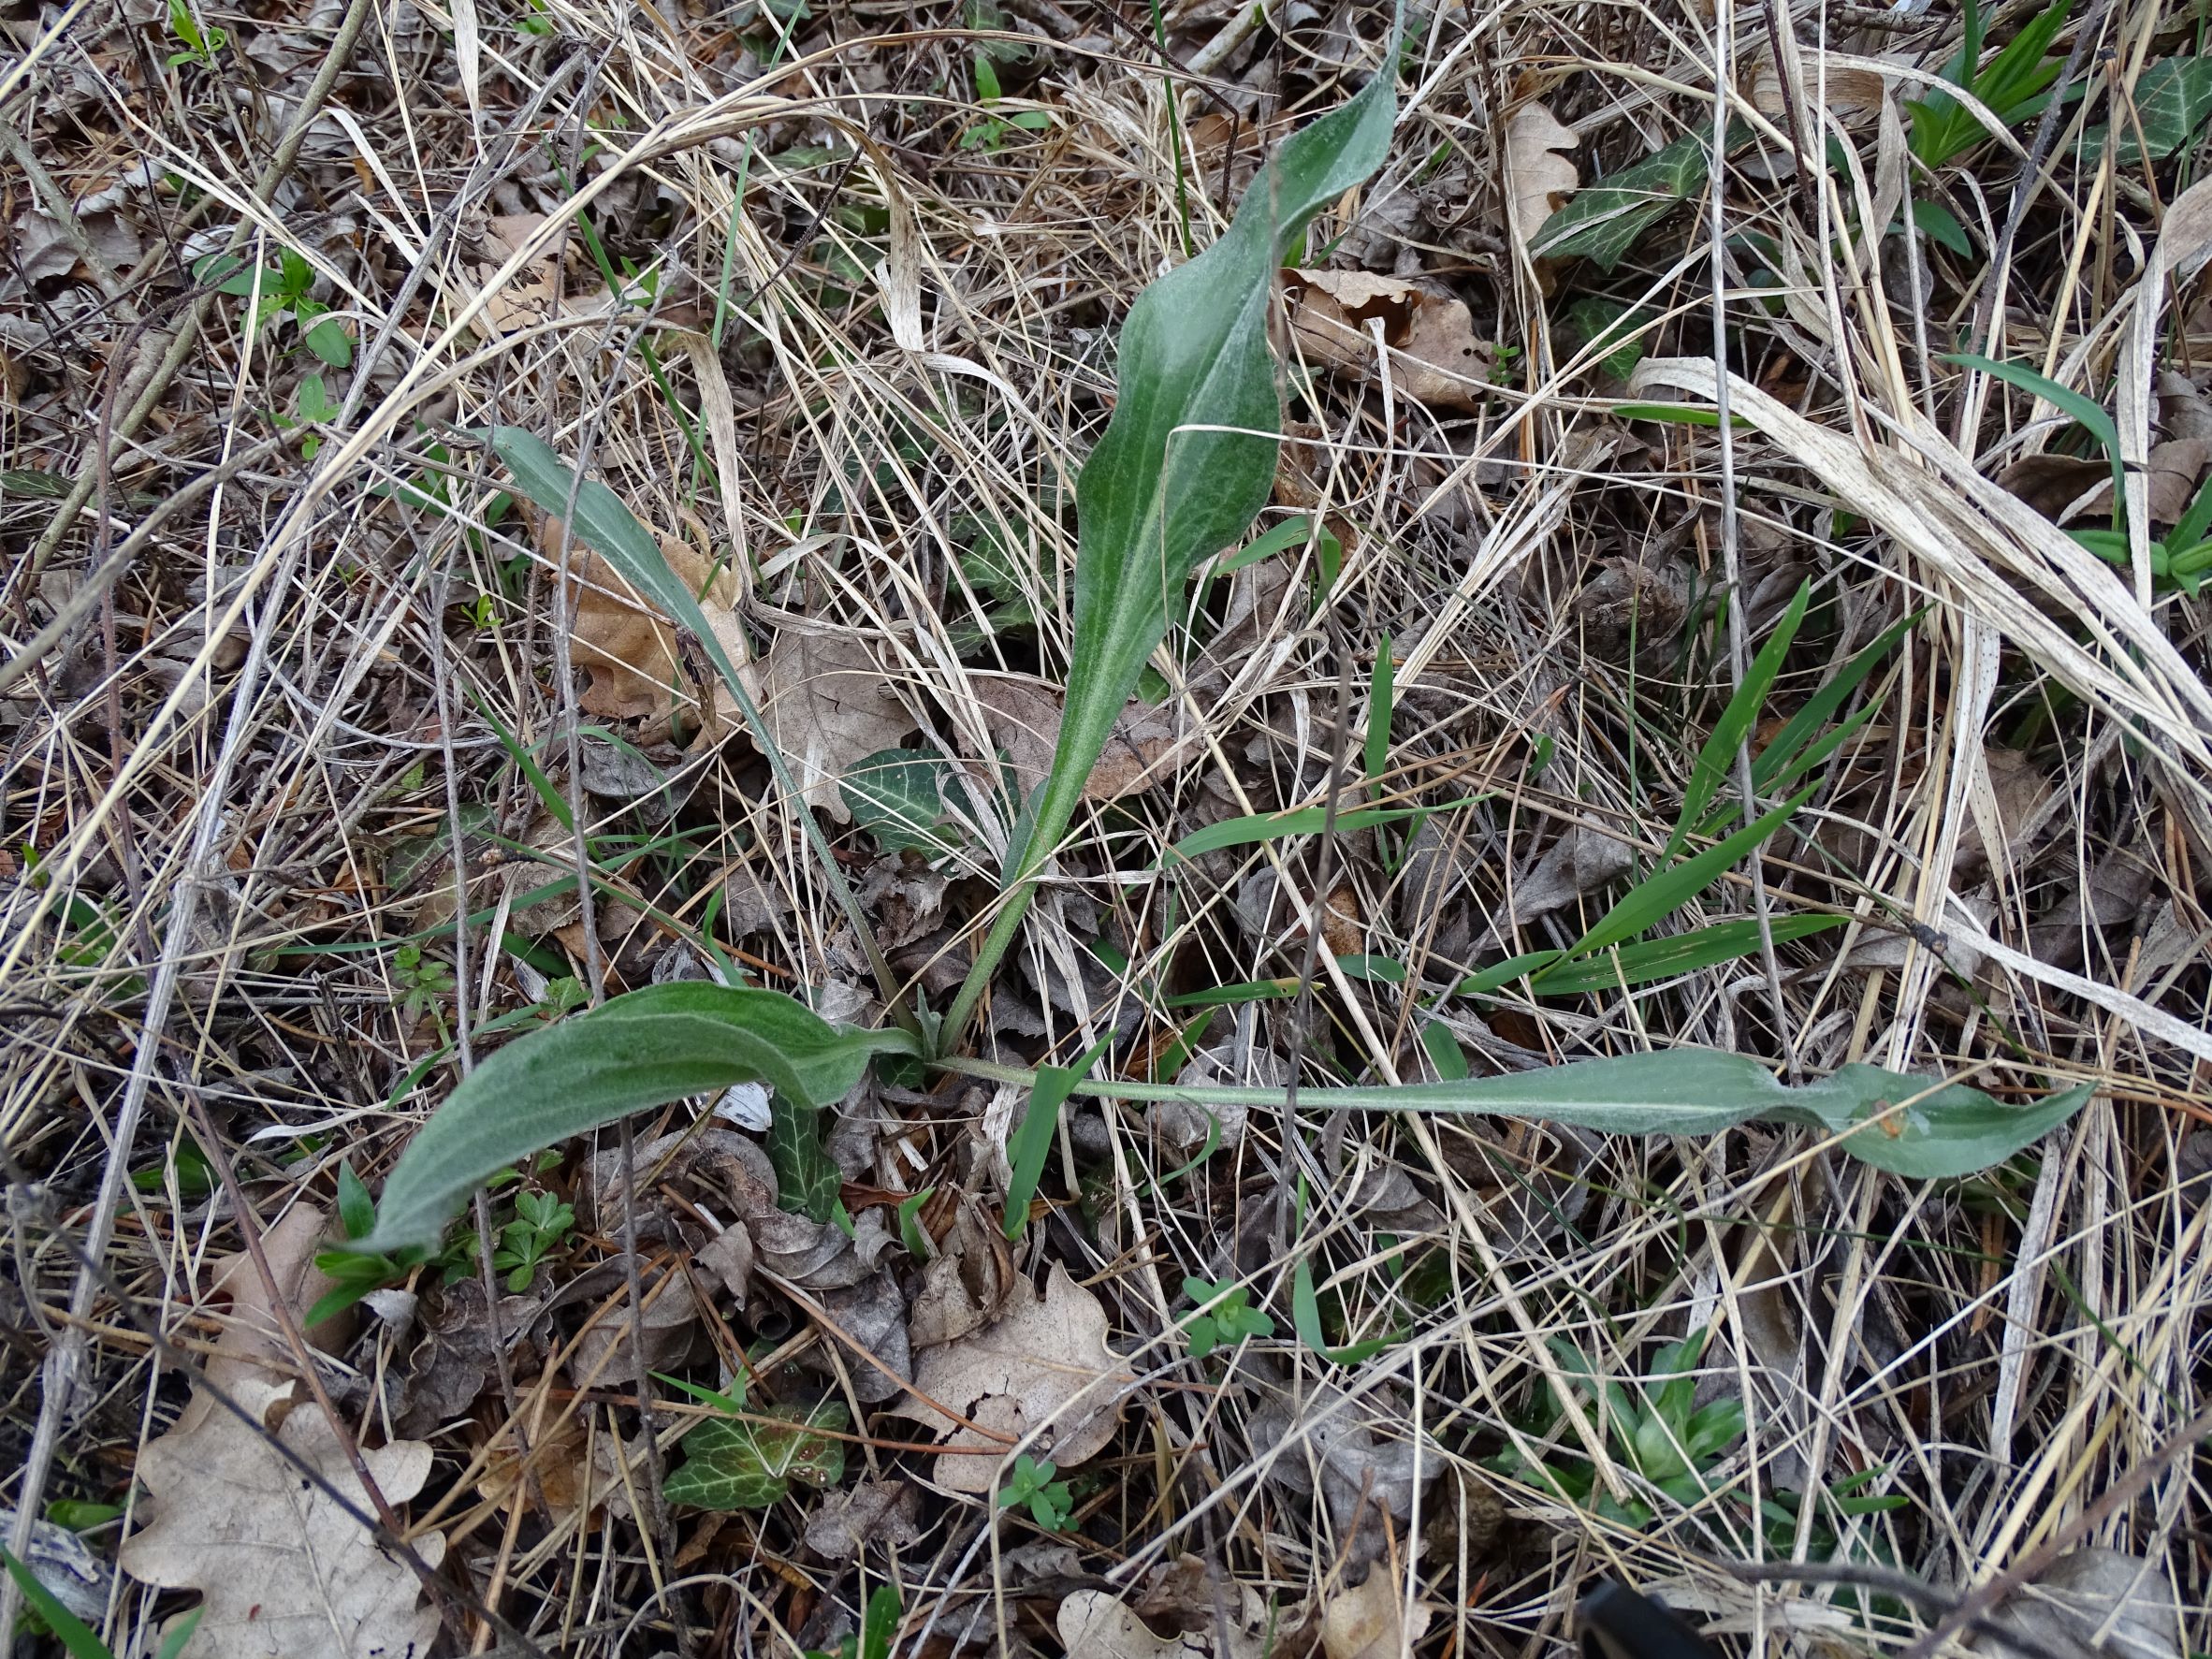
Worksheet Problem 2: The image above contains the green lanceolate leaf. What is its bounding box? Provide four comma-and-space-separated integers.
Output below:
355, 983, 915, 1252
943, 24, 1402, 1042
978, 1050, 2096, 1181
1168, 798, 1465, 860
1940, 355, 2123, 501
663, 1400, 851, 1510
488, 427, 904, 1014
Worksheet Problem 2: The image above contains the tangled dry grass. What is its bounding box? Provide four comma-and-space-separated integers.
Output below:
4, 0, 2211, 1653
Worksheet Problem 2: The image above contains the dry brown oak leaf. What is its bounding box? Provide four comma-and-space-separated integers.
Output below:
968, 675, 1191, 803
893, 1262, 1127, 1493
1502, 101, 1580, 251
1283, 269, 1492, 413
120, 1378, 446, 1659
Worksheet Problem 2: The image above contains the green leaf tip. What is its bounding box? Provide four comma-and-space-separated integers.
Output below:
356, 983, 916, 1254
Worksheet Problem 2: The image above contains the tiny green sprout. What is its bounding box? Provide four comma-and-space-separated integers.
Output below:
1181, 1274, 1274, 1360
393, 943, 457, 1027
165, 0, 226, 65
494, 1188, 575, 1290
997, 1453, 1075, 1530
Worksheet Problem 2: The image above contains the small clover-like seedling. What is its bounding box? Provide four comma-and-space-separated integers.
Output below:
997, 1453, 1075, 1530
494, 1189, 575, 1290
1181, 1275, 1274, 1360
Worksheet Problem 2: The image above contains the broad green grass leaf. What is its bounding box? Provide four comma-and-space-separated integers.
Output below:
1548, 781, 1817, 968
1219, 515, 1326, 575
1523, 914, 1842, 993
1169, 798, 1467, 860
1532, 127, 1729, 269
1912, 198, 1973, 255
945, 33, 1400, 1041
357, 983, 914, 1252
1005, 1035, 1111, 1240
1128, 1050, 2096, 1180
2087, 58, 2212, 166
663, 1401, 850, 1510
1365, 633, 1394, 784
2, 1547, 115, 1659
1941, 355, 2122, 498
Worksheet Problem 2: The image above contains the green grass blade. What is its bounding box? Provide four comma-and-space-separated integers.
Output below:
1365, 633, 1394, 785
1004, 1034, 1111, 1241
1556, 781, 1817, 965
1, 1548, 112, 1659
354, 983, 915, 1252
1524, 914, 1842, 993
1751, 609, 1917, 793
1941, 355, 2122, 497
943, 22, 1401, 1044
1169, 799, 1463, 861
1668, 580, 1808, 860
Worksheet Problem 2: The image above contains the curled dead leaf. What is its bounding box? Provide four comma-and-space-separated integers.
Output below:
1284, 268, 1492, 413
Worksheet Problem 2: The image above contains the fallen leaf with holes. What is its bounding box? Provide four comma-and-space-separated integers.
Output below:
892, 1262, 1127, 1493
1503, 102, 1580, 250
119, 1379, 446, 1659
1284, 269, 1492, 413
750, 629, 913, 819
1321, 1571, 1438, 1659
969, 675, 1192, 803
1055, 1584, 1274, 1658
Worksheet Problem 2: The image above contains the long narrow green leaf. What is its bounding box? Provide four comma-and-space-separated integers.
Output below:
1004, 1034, 1111, 1240
1550, 781, 1818, 968
1668, 581, 1808, 860
1751, 609, 1918, 793
357, 983, 915, 1252
1, 1548, 113, 1659
944, 28, 1402, 1043
1169, 798, 1463, 861
487, 427, 903, 1014
1940, 355, 2122, 499
1524, 915, 1842, 994
966, 1051, 2097, 1182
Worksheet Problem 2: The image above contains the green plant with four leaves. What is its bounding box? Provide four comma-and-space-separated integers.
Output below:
193, 248, 353, 366
393, 942, 458, 1028
1181, 1275, 1275, 1360
491, 1189, 575, 1290
997, 1453, 1076, 1530
343, 35, 2096, 1294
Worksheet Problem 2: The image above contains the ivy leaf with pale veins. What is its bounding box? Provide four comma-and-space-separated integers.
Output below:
663, 1401, 851, 1510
